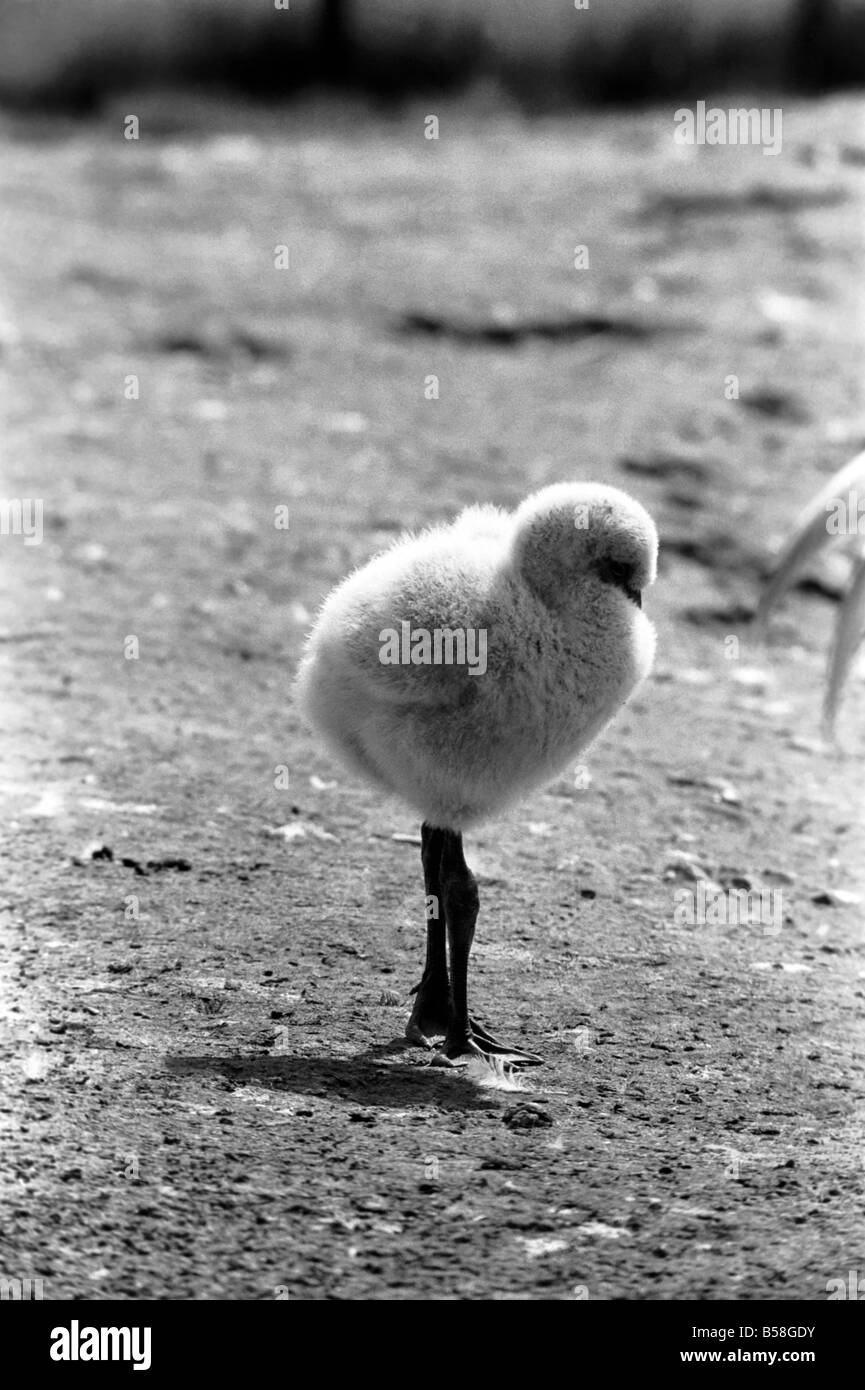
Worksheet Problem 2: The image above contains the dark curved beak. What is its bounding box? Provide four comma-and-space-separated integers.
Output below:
628, 589, 642, 609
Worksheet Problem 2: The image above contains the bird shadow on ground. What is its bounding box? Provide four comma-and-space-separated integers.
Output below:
162, 1045, 498, 1112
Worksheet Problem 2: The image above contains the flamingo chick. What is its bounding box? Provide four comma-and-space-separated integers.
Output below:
296, 482, 658, 1065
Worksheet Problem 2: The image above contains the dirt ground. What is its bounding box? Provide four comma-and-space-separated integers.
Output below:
1, 92, 864, 1301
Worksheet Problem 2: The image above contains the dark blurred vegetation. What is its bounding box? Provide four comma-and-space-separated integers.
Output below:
0, 0, 863, 112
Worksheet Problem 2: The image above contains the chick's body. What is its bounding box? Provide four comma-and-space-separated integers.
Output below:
296, 485, 657, 828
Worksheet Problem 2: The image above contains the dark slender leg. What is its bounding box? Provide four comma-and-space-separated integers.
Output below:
405, 823, 450, 1046
440, 830, 477, 1057
439, 831, 542, 1066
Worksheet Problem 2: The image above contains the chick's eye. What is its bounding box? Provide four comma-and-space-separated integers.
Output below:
596, 556, 640, 604
601, 559, 632, 587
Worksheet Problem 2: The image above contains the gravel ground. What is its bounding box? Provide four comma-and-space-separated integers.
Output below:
1, 93, 864, 1300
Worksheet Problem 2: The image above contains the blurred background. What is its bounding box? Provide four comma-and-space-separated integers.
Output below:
0, 0, 864, 110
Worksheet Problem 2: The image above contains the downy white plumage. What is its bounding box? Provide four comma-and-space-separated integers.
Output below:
296, 482, 658, 1065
